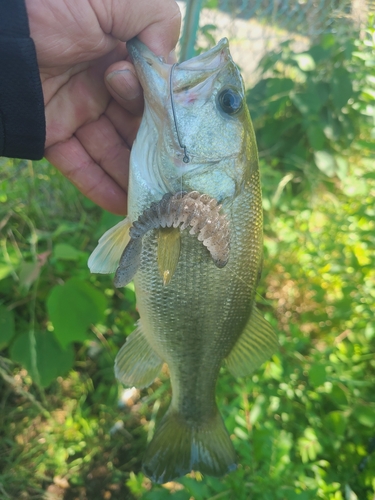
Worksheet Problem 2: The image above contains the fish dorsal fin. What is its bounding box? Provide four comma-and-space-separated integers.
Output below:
88, 217, 131, 274
157, 227, 181, 285
114, 321, 163, 389
226, 307, 278, 377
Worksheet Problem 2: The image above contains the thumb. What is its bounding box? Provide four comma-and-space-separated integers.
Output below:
99, 0, 181, 59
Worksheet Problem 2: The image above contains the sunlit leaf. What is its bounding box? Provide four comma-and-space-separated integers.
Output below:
354, 405, 375, 427
10, 331, 74, 387
293, 53, 316, 71
54, 243, 82, 261
47, 278, 107, 348
309, 364, 326, 387
324, 411, 347, 435
314, 151, 336, 177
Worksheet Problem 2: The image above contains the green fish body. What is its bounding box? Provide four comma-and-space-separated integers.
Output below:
89, 38, 277, 483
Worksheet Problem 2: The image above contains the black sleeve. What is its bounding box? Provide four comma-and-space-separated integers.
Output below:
0, 0, 45, 160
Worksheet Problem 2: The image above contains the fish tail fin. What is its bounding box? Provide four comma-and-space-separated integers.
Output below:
142, 408, 236, 483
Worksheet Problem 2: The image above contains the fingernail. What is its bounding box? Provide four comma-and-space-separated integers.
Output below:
106, 69, 141, 100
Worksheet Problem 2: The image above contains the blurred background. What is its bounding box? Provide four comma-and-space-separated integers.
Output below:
0, 1, 374, 499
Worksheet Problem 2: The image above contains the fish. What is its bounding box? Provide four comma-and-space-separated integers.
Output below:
88, 37, 278, 484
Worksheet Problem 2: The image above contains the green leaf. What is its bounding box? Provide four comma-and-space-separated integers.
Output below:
354, 405, 375, 427
10, 331, 74, 387
54, 243, 82, 261
324, 411, 347, 435
309, 364, 326, 387
18, 261, 41, 290
265, 78, 294, 98
291, 88, 322, 115
306, 124, 326, 150
293, 53, 316, 71
363, 172, 375, 180
331, 68, 353, 109
314, 151, 336, 177
356, 140, 375, 152
331, 384, 348, 406
0, 264, 13, 281
47, 278, 107, 348
179, 477, 209, 499
0, 305, 15, 350
308, 45, 332, 63
298, 428, 322, 463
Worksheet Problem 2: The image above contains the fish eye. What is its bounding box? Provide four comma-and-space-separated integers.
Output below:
218, 87, 243, 115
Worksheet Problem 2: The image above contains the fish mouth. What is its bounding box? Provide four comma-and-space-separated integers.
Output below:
127, 37, 244, 190
126, 37, 232, 100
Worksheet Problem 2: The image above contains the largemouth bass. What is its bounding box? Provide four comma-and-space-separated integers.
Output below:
89, 38, 278, 483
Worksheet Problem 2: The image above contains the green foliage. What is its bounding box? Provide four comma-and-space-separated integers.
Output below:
0, 304, 15, 349
47, 278, 107, 348
10, 330, 74, 388
247, 27, 375, 187
1, 17, 375, 500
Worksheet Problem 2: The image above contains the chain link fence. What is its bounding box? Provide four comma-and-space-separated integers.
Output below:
177, 0, 372, 84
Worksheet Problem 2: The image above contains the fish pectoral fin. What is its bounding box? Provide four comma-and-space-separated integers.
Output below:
114, 321, 163, 389
88, 217, 131, 274
225, 306, 278, 377
142, 409, 236, 484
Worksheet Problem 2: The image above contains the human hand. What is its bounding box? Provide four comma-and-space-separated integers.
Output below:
25, 0, 181, 215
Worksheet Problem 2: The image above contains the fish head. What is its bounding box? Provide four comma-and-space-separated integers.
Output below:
127, 37, 258, 204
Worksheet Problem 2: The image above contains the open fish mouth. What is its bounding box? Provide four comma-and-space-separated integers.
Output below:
114, 191, 230, 288
126, 37, 232, 93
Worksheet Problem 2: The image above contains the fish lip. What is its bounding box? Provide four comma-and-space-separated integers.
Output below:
127, 36, 229, 65
126, 37, 231, 83
178, 37, 230, 69
126, 37, 169, 80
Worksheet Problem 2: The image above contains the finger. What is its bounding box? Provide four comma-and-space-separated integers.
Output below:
93, 0, 181, 58
44, 47, 126, 147
105, 61, 144, 116
44, 65, 109, 148
45, 136, 127, 215
74, 114, 130, 192
136, 1, 181, 58
105, 99, 142, 147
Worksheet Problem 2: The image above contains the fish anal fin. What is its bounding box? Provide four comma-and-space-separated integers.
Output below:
142, 409, 236, 484
88, 217, 131, 274
114, 321, 163, 389
226, 307, 278, 377
157, 227, 181, 285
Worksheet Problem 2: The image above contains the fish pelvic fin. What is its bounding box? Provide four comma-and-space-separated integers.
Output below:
142, 409, 237, 484
226, 306, 278, 377
115, 321, 163, 389
88, 217, 131, 274
157, 227, 181, 285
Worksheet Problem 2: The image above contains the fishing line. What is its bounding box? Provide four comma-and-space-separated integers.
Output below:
169, 63, 190, 165
169, 63, 239, 165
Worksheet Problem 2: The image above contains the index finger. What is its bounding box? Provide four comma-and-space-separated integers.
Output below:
96, 0, 181, 59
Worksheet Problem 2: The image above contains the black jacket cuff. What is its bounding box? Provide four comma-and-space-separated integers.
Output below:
0, 0, 46, 160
